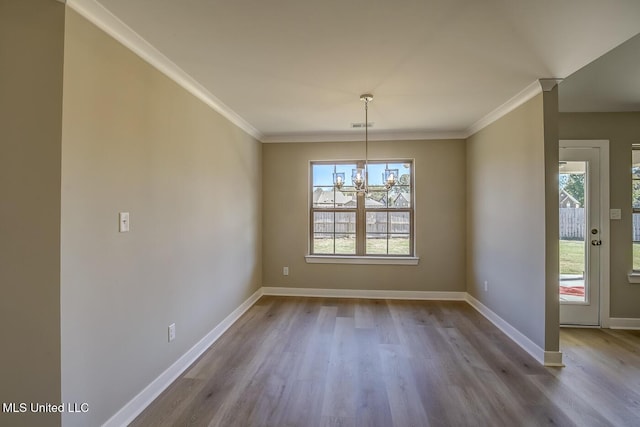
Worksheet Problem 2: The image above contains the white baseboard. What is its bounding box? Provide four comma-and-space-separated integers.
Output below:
465, 294, 563, 367
559, 324, 600, 328
102, 288, 263, 427
261, 286, 466, 301
544, 351, 564, 367
609, 317, 640, 329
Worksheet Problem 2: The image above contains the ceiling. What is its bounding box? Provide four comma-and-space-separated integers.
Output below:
559, 32, 640, 113
71, 0, 640, 142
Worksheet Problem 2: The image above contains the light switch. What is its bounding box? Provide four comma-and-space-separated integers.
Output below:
610, 209, 622, 220
119, 212, 130, 232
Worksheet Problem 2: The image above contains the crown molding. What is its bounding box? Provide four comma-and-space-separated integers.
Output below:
65, 0, 263, 141
465, 80, 543, 137
261, 129, 467, 143
539, 78, 563, 92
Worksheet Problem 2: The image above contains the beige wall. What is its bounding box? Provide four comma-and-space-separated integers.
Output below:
542, 87, 560, 350
60, 9, 262, 426
466, 94, 548, 348
262, 139, 466, 292
0, 1, 65, 426
560, 112, 640, 319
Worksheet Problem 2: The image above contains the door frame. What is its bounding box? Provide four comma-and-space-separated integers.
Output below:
559, 140, 610, 327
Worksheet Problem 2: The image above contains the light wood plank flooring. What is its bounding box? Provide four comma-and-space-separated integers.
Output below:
131, 297, 640, 426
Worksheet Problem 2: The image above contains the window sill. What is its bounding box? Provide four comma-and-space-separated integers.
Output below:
305, 255, 419, 265
627, 272, 640, 284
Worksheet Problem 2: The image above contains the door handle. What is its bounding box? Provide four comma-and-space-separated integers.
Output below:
591, 240, 602, 246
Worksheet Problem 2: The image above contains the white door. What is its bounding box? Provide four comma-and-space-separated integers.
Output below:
559, 146, 602, 325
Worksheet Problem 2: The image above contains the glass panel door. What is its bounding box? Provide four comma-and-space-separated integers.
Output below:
559, 161, 587, 303
559, 146, 601, 326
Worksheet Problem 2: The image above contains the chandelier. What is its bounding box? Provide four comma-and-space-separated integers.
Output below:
334, 94, 396, 193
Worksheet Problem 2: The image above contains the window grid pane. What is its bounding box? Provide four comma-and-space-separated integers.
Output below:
314, 211, 334, 233
366, 234, 388, 254
335, 233, 356, 254
633, 182, 640, 210
634, 213, 640, 271
313, 233, 334, 254
388, 234, 411, 255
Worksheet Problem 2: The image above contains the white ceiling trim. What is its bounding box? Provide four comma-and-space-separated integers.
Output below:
464, 80, 543, 138
66, 0, 263, 141
261, 130, 467, 143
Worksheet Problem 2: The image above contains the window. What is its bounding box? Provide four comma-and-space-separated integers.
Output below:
632, 146, 640, 272
310, 160, 413, 257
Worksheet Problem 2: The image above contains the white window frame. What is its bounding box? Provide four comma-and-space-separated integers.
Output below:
306, 160, 419, 265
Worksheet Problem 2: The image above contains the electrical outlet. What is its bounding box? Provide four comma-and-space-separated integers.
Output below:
484, 281, 488, 292
168, 323, 176, 342
283, 266, 289, 276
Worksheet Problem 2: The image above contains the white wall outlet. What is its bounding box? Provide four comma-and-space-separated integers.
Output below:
610, 209, 622, 220
119, 212, 130, 232
168, 323, 176, 342
484, 281, 488, 292
283, 266, 289, 276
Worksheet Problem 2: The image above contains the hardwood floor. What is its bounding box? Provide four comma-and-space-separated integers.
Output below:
130, 297, 640, 426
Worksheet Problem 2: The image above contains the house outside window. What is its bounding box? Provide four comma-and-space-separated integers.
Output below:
310, 160, 413, 256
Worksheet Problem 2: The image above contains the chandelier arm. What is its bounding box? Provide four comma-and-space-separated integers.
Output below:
352, 94, 373, 194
